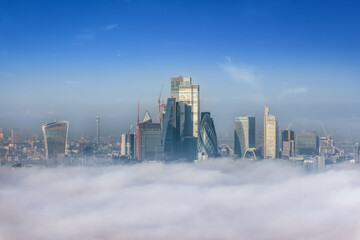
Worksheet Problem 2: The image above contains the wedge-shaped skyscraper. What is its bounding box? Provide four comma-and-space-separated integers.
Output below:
42, 121, 69, 159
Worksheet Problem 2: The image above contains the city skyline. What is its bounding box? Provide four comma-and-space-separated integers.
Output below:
1, 1, 360, 141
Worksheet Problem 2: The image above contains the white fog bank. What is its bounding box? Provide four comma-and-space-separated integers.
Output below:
1, 159, 360, 240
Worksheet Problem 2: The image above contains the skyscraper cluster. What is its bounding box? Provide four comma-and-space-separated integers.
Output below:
119, 76, 218, 162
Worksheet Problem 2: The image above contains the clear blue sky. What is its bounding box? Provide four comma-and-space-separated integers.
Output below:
1, 0, 360, 142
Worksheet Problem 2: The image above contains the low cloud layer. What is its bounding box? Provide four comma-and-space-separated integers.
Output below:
1, 159, 360, 240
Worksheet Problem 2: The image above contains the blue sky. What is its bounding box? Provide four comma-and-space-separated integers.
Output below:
1, 0, 360, 142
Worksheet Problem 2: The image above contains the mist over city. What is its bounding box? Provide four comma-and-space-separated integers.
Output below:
1, 0, 360, 239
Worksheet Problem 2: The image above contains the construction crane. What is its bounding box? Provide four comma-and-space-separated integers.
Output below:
321, 121, 329, 138
320, 122, 344, 155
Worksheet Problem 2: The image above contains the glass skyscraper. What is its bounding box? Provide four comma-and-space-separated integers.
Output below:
161, 98, 196, 161
42, 121, 69, 159
161, 98, 180, 160
234, 116, 255, 158
197, 112, 218, 160
295, 132, 319, 156
171, 76, 199, 138
139, 111, 163, 160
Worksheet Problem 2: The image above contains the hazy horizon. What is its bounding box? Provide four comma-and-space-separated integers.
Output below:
1, 1, 360, 141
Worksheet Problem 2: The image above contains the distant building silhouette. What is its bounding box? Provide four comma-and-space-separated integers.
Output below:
11, 128, 21, 144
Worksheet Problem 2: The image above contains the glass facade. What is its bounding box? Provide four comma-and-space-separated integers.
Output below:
161, 98, 195, 161
295, 132, 319, 156
234, 117, 255, 158
197, 112, 218, 159
139, 113, 163, 160
171, 76, 199, 138
161, 98, 180, 160
42, 121, 69, 159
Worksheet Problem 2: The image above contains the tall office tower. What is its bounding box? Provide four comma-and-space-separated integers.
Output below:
120, 133, 135, 159
42, 121, 69, 159
264, 106, 279, 159
234, 117, 255, 158
11, 128, 21, 144
295, 132, 319, 156
171, 76, 200, 138
281, 130, 295, 159
138, 111, 163, 160
354, 143, 360, 162
0, 128, 4, 140
197, 112, 218, 160
161, 98, 180, 160
96, 116, 100, 146
162, 98, 195, 161
178, 102, 197, 160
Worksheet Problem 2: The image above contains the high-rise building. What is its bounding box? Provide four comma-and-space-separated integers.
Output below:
264, 106, 279, 159
96, 116, 100, 146
162, 98, 180, 160
281, 130, 295, 159
161, 98, 196, 161
0, 128, 4, 140
197, 112, 218, 160
234, 116, 255, 158
11, 128, 21, 144
354, 143, 360, 162
121, 133, 135, 159
295, 132, 319, 156
171, 76, 200, 138
42, 121, 69, 159
138, 111, 163, 160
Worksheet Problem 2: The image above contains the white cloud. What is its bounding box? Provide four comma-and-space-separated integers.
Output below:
283, 87, 308, 95
0, 159, 360, 240
106, 24, 119, 30
220, 57, 257, 87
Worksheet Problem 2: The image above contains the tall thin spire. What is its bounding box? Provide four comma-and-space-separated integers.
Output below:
96, 116, 100, 146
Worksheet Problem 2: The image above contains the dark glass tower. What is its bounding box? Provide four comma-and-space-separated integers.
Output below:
139, 111, 163, 160
197, 112, 218, 160
161, 98, 180, 160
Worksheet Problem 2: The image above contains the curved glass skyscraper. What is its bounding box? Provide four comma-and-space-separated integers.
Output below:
197, 112, 218, 160
42, 121, 69, 159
